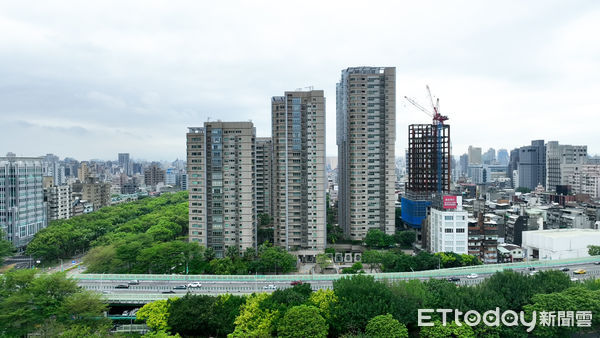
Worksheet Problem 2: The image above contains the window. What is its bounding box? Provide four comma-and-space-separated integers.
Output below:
456, 228, 465, 233
445, 228, 453, 233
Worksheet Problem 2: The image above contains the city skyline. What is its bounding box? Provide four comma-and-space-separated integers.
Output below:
1, 1, 600, 160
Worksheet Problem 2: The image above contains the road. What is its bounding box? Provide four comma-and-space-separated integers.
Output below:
76, 259, 600, 303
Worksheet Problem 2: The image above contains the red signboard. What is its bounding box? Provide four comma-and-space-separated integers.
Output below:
443, 195, 458, 209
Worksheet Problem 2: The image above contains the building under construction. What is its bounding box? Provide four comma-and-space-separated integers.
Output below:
402, 123, 451, 228
402, 86, 451, 230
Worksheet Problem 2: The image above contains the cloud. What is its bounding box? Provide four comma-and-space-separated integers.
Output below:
0, 0, 599, 160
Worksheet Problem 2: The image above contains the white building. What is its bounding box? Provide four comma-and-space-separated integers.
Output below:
429, 196, 468, 254
521, 228, 600, 260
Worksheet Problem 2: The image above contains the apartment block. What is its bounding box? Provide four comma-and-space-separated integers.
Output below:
187, 122, 257, 258
337, 67, 396, 239
0, 155, 47, 248
144, 164, 165, 188
255, 137, 273, 217
272, 90, 326, 257
43, 177, 72, 220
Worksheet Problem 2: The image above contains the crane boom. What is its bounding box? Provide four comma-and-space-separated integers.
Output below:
404, 96, 434, 117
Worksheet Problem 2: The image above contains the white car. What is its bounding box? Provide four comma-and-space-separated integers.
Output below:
467, 273, 479, 279
263, 284, 277, 290
570, 277, 578, 282
187, 282, 202, 288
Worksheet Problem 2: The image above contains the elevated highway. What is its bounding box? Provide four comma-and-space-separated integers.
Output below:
74, 255, 600, 304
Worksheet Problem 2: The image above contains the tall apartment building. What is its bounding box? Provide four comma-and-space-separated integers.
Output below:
518, 140, 546, 190
43, 178, 72, 220
118, 153, 132, 176
144, 164, 166, 188
508, 148, 520, 187
272, 90, 326, 257
255, 137, 273, 217
468, 146, 482, 165
336, 67, 396, 239
546, 142, 587, 192
0, 155, 47, 248
187, 122, 257, 258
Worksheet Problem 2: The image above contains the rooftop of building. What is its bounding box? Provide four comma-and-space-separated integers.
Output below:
524, 228, 600, 238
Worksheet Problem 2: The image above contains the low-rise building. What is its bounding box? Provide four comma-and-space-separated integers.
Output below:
429, 195, 468, 254
521, 228, 600, 260
497, 243, 525, 263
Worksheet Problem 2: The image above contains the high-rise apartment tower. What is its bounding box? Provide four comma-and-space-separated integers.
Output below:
272, 90, 326, 258
187, 122, 256, 258
336, 67, 396, 239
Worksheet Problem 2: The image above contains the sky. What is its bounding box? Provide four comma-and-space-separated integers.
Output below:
1, 0, 599, 161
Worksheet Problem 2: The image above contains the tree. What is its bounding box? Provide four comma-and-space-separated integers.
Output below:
364, 229, 395, 248
316, 253, 333, 271
255, 245, 297, 274
342, 262, 363, 274
230, 293, 278, 337
588, 245, 600, 256
394, 231, 416, 248
226, 246, 240, 260
330, 275, 399, 336
277, 305, 328, 338
137, 299, 172, 332
365, 314, 408, 338
0, 230, 15, 260
58, 291, 110, 330
309, 289, 337, 321
516, 187, 531, 193
524, 287, 600, 337
0, 270, 108, 337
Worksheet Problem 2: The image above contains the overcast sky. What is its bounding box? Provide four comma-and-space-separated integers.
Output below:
1, 1, 599, 161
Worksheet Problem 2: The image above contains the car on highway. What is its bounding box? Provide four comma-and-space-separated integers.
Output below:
561, 267, 570, 272
573, 269, 586, 274
529, 271, 538, 276
528, 267, 536, 271
115, 284, 129, 289
162, 290, 176, 294
290, 280, 303, 286
173, 285, 187, 290
571, 277, 579, 282
101, 290, 112, 294
128, 280, 140, 285
447, 277, 461, 282
263, 284, 277, 290
594, 261, 600, 265
187, 282, 202, 288
467, 273, 478, 279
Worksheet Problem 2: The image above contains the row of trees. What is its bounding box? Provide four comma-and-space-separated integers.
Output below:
136, 271, 600, 337
364, 229, 416, 249
0, 269, 111, 337
85, 241, 298, 275
26, 191, 189, 262
362, 250, 481, 272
